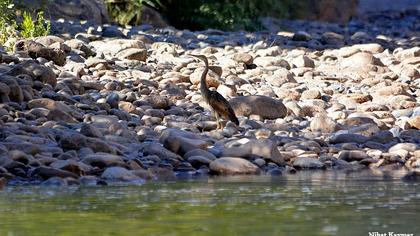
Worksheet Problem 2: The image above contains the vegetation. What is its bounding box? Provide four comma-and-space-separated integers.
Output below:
0, 0, 18, 49
105, 0, 162, 26
0, 0, 308, 48
21, 11, 51, 38
105, 0, 309, 31
0, 0, 51, 50
157, 0, 289, 31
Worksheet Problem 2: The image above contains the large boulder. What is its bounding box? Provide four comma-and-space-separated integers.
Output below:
101, 167, 142, 181
209, 157, 260, 175
293, 157, 324, 169
140, 5, 168, 28
294, 0, 358, 23
221, 139, 285, 165
90, 39, 146, 57
16, 0, 110, 25
159, 129, 210, 155
229, 95, 287, 119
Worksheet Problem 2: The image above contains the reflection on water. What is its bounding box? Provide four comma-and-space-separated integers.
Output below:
0, 170, 419, 236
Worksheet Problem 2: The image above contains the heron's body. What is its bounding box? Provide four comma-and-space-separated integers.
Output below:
192, 54, 239, 129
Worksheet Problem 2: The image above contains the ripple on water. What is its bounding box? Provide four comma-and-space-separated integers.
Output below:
322, 225, 339, 235
356, 205, 375, 211
0, 171, 419, 235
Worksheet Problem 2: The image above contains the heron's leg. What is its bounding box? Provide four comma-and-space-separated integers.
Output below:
214, 112, 221, 129
219, 114, 225, 129
210, 109, 216, 120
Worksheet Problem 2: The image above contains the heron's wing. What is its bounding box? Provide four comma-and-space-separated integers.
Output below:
208, 91, 239, 125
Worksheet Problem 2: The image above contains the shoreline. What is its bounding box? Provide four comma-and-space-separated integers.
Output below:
2, 166, 419, 188
0, 10, 419, 187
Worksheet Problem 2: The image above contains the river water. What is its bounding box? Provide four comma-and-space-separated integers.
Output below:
0, 170, 419, 236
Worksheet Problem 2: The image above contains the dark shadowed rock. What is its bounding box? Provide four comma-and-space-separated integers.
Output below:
140, 5, 168, 28
47, 109, 78, 123
0, 75, 23, 102
0, 82, 10, 99
7, 61, 57, 86
33, 166, 78, 180
402, 170, 420, 182
14, 40, 66, 66
80, 123, 104, 138
28, 98, 75, 114
329, 133, 369, 144
50, 159, 89, 176
293, 31, 311, 41
147, 95, 172, 109
0, 177, 7, 189
59, 133, 87, 150
187, 156, 212, 168
85, 137, 117, 154
3, 141, 41, 155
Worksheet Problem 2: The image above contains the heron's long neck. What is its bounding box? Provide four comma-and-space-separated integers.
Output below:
200, 62, 210, 95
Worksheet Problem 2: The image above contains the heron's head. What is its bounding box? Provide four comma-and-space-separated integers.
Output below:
189, 54, 208, 64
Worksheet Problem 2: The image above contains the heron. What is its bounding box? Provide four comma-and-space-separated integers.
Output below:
189, 54, 239, 129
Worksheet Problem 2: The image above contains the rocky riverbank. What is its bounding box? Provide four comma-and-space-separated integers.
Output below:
0, 10, 419, 187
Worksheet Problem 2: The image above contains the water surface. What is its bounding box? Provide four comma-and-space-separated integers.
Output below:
0, 171, 419, 236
